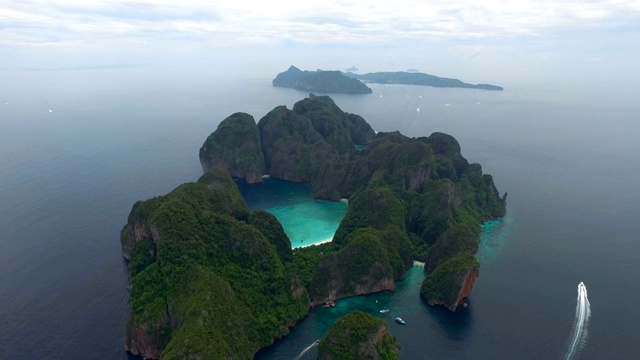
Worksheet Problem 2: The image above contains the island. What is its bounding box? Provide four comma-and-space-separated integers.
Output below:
345, 71, 503, 91
318, 311, 401, 360
122, 94, 506, 359
272, 66, 372, 94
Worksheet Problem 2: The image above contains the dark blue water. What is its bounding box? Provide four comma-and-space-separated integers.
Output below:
1, 69, 639, 359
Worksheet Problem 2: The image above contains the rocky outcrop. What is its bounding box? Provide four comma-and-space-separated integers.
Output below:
318, 311, 400, 360
420, 254, 480, 311
273, 65, 372, 94
293, 94, 362, 155
309, 228, 399, 307
124, 310, 169, 359
457, 267, 480, 307
199, 112, 265, 184
257, 105, 336, 182
120, 211, 158, 261
346, 113, 376, 145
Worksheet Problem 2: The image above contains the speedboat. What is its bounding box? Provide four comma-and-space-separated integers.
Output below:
394, 317, 405, 325
379, 309, 390, 314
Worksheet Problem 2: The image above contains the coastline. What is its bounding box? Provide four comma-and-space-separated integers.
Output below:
294, 237, 333, 249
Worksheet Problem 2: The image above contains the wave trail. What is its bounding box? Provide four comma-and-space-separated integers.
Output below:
565, 282, 591, 360
293, 339, 319, 360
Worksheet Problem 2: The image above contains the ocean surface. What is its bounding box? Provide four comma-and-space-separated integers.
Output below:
1, 69, 639, 359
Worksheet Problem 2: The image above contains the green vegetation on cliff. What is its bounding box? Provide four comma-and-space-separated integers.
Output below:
121, 169, 309, 359
309, 228, 395, 306
273, 65, 372, 94
318, 311, 400, 360
199, 112, 265, 184
420, 254, 479, 310
309, 129, 505, 310
257, 95, 375, 183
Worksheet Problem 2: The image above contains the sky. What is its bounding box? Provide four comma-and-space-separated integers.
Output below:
1, 0, 640, 87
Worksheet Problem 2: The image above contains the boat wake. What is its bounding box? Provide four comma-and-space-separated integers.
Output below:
565, 282, 591, 360
293, 339, 319, 360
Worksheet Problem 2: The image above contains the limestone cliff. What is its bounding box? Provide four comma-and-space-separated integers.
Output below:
309, 226, 406, 307
293, 94, 375, 154
420, 254, 480, 311
257, 105, 336, 182
199, 112, 265, 184
318, 311, 400, 360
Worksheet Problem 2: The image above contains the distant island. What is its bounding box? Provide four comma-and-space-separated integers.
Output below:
273, 66, 503, 94
345, 71, 504, 91
272, 65, 372, 94
121, 94, 506, 359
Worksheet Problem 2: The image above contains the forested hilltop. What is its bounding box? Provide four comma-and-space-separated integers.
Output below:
318, 311, 401, 359
122, 94, 506, 359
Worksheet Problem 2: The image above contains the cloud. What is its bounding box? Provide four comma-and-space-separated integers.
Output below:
0, 0, 639, 52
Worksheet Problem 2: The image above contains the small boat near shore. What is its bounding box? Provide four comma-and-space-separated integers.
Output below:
379, 309, 390, 313
394, 317, 405, 325
322, 300, 337, 308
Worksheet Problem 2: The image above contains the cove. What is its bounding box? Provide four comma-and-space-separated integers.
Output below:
236, 177, 349, 248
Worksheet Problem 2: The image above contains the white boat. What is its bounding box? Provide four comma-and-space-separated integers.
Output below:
379, 309, 390, 313
394, 317, 405, 325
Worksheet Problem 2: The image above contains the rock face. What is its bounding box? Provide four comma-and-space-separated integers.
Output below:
258, 105, 335, 182
199, 112, 265, 184
257, 94, 376, 182
318, 311, 400, 360
420, 255, 480, 311
121, 169, 309, 359
309, 228, 397, 307
346, 71, 503, 91
273, 65, 372, 94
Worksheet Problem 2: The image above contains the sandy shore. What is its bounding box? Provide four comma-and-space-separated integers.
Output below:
296, 237, 333, 249
413, 260, 425, 267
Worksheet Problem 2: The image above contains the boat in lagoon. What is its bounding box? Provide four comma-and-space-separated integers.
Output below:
380, 309, 390, 313
394, 317, 405, 325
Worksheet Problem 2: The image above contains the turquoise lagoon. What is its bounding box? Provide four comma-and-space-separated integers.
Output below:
236, 177, 348, 248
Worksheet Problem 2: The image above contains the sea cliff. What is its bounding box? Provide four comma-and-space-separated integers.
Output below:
199, 112, 265, 184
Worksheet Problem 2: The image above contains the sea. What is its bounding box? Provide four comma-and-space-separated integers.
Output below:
1, 68, 639, 359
